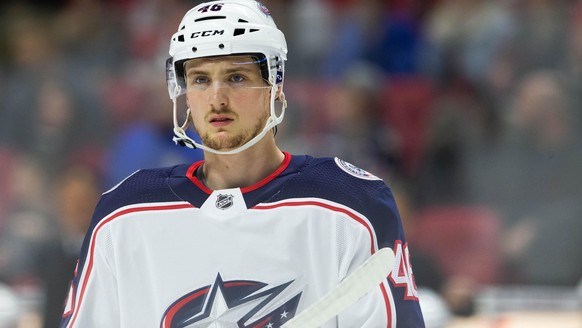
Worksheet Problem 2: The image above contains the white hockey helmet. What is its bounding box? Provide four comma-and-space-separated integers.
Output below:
167, 0, 288, 155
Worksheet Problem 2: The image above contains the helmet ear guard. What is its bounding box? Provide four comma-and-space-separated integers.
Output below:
165, 57, 181, 99
166, 0, 287, 155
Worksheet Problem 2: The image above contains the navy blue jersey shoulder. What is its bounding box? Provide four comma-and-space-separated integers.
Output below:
269, 156, 405, 248
268, 156, 393, 213
93, 166, 184, 221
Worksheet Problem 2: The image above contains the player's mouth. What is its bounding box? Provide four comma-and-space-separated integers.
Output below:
209, 115, 233, 127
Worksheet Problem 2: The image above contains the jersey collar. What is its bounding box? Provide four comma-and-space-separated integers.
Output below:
186, 151, 292, 195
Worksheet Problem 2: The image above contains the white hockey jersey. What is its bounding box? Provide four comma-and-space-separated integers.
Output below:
61, 153, 425, 327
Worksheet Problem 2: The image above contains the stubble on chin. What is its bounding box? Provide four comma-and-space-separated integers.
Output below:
200, 112, 268, 151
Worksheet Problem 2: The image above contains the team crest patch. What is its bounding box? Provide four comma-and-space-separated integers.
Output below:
334, 158, 381, 181
256, 2, 271, 16
215, 194, 234, 210
160, 274, 301, 328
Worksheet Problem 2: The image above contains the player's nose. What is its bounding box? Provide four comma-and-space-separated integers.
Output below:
208, 82, 229, 108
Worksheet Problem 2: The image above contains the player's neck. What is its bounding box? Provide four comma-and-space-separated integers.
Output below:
200, 138, 284, 190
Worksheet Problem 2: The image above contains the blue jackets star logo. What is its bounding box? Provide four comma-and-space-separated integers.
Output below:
160, 274, 301, 328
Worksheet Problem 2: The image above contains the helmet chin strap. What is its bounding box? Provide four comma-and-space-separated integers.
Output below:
171, 83, 286, 155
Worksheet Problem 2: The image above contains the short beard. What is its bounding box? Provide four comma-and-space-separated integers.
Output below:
200, 111, 268, 151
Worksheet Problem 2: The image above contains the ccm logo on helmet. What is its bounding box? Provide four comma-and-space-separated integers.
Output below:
191, 30, 224, 38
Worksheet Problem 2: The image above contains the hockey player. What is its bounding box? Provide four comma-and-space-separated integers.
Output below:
61, 1, 425, 327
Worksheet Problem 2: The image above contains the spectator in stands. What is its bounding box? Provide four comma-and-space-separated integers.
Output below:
422, 0, 516, 87
39, 161, 101, 328
304, 61, 401, 181
473, 70, 582, 285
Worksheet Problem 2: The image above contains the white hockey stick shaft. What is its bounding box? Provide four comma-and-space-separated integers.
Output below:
281, 247, 395, 328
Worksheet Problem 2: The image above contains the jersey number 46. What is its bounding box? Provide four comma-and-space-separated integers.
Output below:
389, 241, 419, 301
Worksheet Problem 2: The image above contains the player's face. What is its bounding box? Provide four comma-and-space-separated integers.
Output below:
183, 55, 271, 152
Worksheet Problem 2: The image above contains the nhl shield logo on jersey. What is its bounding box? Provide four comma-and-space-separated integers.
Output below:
215, 194, 234, 210
334, 158, 381, 181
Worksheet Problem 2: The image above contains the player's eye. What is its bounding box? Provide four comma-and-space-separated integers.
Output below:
229, 74, 245, 83
193, 76, 209, 84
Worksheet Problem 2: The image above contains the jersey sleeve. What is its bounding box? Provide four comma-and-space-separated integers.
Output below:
336, 183, 425, 328
338, 186, 424, 328
60, 224, 120, 327
271, 156, 426, 327
336, 230, 392, 328
372, 184, 425, 327
60, 168, 181, 327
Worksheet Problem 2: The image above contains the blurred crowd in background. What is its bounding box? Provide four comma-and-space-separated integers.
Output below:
0, 0, 581, 327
